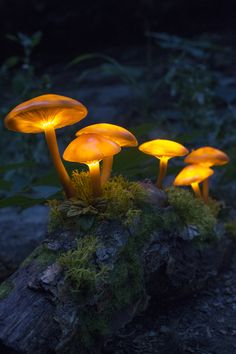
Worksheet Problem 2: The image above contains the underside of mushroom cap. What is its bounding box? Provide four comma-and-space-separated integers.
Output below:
139, 139, 189, 158
76, 123, 138, 147
174, 164, 214, 186
5, 94, 88, 133
63, 133, 121, 164
184, 146, 229, 167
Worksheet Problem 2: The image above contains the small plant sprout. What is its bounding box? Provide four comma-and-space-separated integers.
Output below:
4, 94, 88, 198
76, 123, 138, 185
184, 146, 229, 203
63, 133, 121, 198
139, 139, 189, 189
174, 164, 214, 198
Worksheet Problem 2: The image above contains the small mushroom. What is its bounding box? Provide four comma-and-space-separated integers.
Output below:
76, 123, 138, 185
174, 164, 214, 198
63, 133, 121, 198
139, 139, 189, 189
4, 94, 88, 198
184, 146, 229, 202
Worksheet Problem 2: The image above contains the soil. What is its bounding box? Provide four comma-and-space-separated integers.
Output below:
105, 256, 236, 354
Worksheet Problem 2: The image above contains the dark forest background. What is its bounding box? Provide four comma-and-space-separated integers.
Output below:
1, 0, 236, 62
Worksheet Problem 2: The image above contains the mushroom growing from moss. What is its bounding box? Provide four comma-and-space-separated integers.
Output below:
76, 123, 138, 185
184, 146, 229, 203
63, 133, 121, 198
139, 139, 189, 189
174, 164, 214, 198
4, 94, 88, 198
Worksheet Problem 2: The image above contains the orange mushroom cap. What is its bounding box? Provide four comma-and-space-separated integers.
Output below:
5, 94, 88, 133
76, 123, 138, 147
63, 133, 121, 164
139, 139, 189, 158
184, 146, 229, 167
174, 165, 214, 186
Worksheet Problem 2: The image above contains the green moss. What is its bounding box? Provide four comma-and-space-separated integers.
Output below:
109, 240, 144, 311
225, 220, 236, 240
21, 244, 59, 268
48, 173, 147, 231
207, 198, 221, 218
0, 280, 13, 300
47, 199, 64, 233
166, 187, 217, 240
103, 175, 147, 220
71, 170, 93, 204
59, 235, 108, 300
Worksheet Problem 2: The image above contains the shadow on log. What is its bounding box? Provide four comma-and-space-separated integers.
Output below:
0, 181, 234, 354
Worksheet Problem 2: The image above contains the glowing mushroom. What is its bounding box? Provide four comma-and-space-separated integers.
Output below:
76, 123, 138, 185
4, 94, 88, 198
184, 146, 229, 203
174, 164, 214, 198
139, 139, 189, 189
63, 133, 121, 198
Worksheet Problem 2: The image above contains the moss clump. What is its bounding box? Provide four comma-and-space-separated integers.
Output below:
0, 280, 13, 300
166, 187, 217, 240
48, 173, 147, 232
59, 235, 108, 300
207, 198, 221, 218
103, 175, 147, 220
225, 220, 236, 240
21, 244, 59, 268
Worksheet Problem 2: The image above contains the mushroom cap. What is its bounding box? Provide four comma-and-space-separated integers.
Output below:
174, 165, 214, 186
63, 133, 121, 164
76, 123, 138, 147
139, 139, 189, 159
184, 146, 229, 167
5, 94, 88, 133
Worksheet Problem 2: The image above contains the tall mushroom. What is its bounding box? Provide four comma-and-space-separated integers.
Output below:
174, 164, 214, 198
184, 146, 229, 202
63, 133, 121, 198
76, 123, 138, 185
139, 139, 189, 189
4, 94, 88, 198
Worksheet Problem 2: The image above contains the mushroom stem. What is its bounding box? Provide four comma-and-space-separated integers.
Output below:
157, 157, 169, 189
191, 182, 201, 198
88, 161, 102, 198
202, 178, 209, 203
44, 127, 75, 198
101, 156, 113, 185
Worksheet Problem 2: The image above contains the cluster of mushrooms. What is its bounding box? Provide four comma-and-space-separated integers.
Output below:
4, 94, 229, 203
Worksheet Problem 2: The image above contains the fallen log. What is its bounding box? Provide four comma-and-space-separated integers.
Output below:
0, 178, 234, 354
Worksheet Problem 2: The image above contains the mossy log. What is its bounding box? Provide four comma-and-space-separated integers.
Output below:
0, 180, 234, 354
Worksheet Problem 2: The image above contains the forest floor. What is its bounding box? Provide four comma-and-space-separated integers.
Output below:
106, 256, 236, 354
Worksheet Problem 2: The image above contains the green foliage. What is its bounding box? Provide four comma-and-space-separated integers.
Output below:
0, 280, 13, 300
166, 187, 217, 240
225, 220, 236, 240
59, 236, 108, 299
